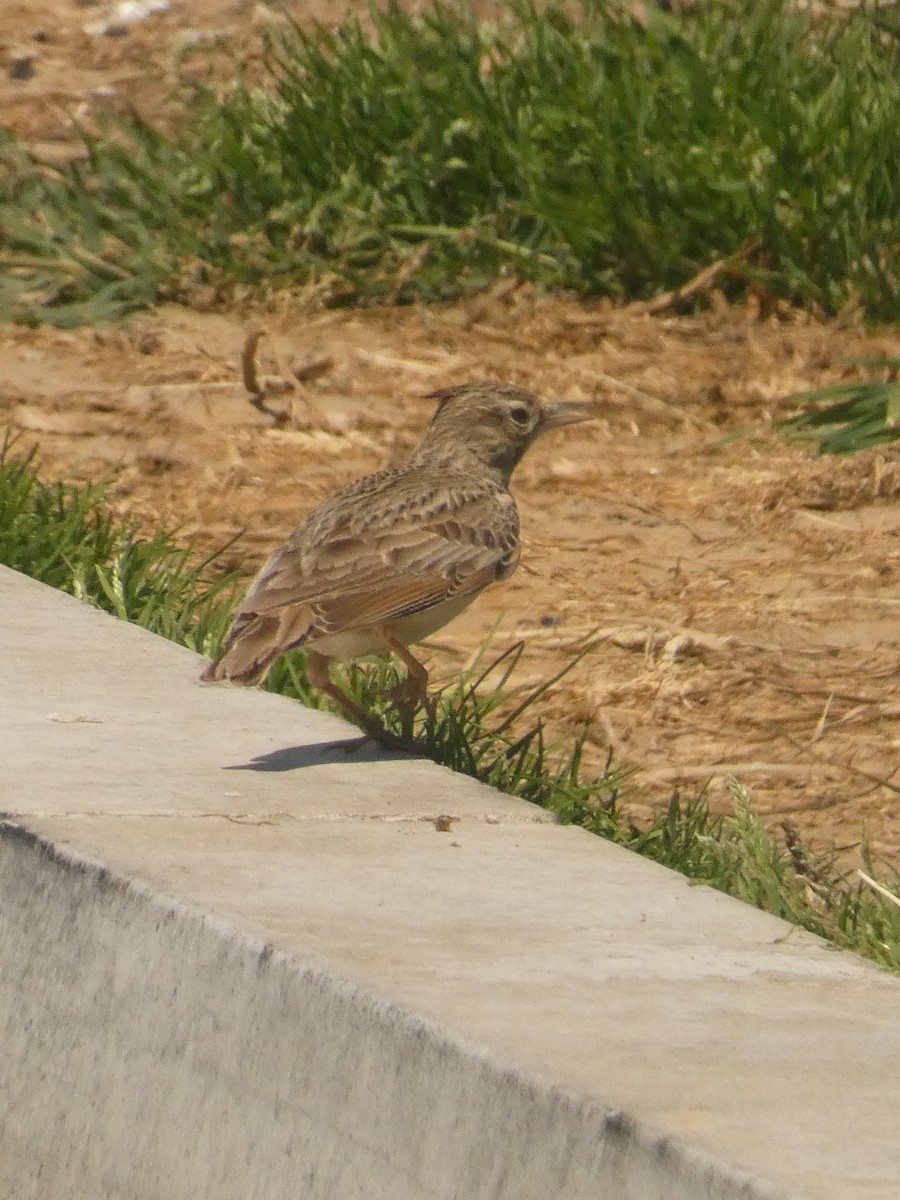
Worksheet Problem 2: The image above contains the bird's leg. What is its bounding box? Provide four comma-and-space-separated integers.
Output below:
378, 631, 435, 722
305, 650, 416, 752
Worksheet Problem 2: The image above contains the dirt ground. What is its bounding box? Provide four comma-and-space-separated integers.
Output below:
3, 0, 900, 867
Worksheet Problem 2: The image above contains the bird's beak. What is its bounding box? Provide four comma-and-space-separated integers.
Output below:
539, 400, 597, 431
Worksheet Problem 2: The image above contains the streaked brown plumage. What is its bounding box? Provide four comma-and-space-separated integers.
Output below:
202, 379, 593, 743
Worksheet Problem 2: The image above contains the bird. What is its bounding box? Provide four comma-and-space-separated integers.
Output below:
201, 379, 594, 745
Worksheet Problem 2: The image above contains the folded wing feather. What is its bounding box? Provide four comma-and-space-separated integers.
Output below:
203, 475, 518, 684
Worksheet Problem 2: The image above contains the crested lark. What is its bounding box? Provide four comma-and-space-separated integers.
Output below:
202, 380, 593, 744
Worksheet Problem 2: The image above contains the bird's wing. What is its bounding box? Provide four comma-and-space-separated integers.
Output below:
248, 475, 519, 623
204, 472, 519, 682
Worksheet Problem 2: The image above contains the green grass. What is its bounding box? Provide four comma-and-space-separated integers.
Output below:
0, 440, 238, 648
778, 357, 900, 454
1, 442, 898, 973
2, 0, 900, 325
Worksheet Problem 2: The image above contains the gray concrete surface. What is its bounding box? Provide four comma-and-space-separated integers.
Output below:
1, 563, 898, 1200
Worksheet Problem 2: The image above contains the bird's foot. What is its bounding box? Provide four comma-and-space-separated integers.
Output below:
387, 679, 437, 739
371, 728, 422, 754
387, 674, 428, 711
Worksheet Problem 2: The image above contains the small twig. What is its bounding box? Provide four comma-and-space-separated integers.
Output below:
762, 680, 892, 705
241, 328, 265, 404
633, 237, 761, 317
387, 240, 432, 304
240, 328, 288, 421
856, 869, 900, 910
562, 363, 716, 431
811, 692, 834, 743
819, 761, 900, 797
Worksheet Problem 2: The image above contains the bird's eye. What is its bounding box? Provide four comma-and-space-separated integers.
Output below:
509, 405, 531, 427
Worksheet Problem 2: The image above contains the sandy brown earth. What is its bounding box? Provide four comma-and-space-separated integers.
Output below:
3, 0, 900, 867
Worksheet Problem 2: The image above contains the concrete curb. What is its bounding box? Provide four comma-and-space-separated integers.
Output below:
1, 821, 793, 1200
1, 564, 899, 1199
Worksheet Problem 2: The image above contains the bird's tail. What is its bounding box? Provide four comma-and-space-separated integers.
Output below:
200, 651, 274, 687
201, 605, 310, 685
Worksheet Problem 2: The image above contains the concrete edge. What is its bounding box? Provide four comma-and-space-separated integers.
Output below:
0, 817, 801, 1200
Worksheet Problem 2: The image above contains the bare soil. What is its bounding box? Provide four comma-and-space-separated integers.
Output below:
3, 0, 899, 866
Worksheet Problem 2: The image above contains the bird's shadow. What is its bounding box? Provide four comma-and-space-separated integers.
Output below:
224, 739, 418, 772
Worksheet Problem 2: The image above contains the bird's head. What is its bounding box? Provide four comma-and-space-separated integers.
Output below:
415, 380, 595, 481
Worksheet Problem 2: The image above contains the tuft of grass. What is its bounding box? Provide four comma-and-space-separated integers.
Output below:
2, 0, 900, 324
269, 637, 617, 812
0, 438, 238, 649
1, 444, 898, 973
778, 357, 900, 454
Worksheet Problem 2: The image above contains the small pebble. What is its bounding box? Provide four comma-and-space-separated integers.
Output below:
8, 55, 36, 81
